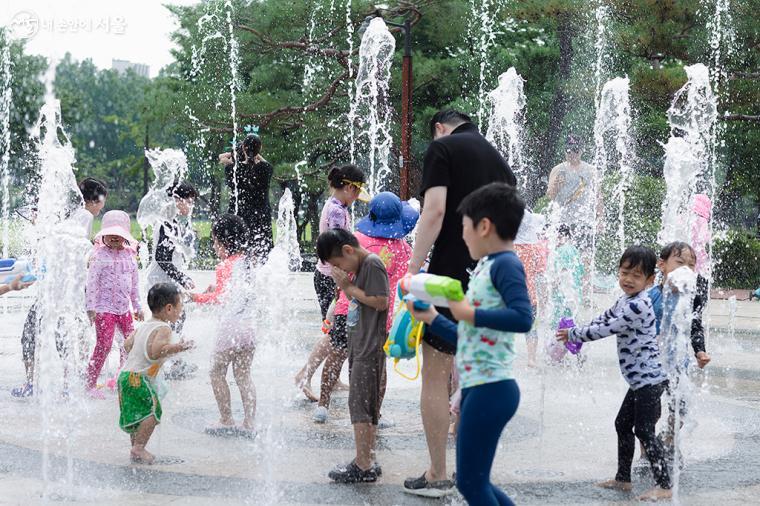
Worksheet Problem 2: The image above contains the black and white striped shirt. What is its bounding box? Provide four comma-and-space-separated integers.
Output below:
569, 291, 666, 390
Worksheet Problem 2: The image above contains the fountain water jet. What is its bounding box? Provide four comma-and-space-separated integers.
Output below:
350, 17, 395, 195
0, 34, 11, 258
593, 77, 633, 253
659, 64, 717, 246
485, 67, 528, 191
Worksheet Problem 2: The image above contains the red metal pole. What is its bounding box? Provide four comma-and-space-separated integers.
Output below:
400, 19, 413, 200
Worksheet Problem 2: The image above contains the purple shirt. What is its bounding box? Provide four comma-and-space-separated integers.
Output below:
316, 196, 351, 276
86, 246, 141, 314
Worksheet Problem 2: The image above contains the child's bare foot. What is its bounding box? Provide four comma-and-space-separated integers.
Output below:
637, 487, 672, 501
300, 382, 318, 402
596, 479, 633, 491
527, 359, 538, 368
130, 447, 155, 464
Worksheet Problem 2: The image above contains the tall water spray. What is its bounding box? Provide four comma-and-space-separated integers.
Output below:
137, 148, 190, 278
468, 0, 499, 125
345, 0, 357, 163
350, 18, 395, 195
593, 77, 633, 252
250, 188, 302, 504
225, 0, 241, 214
0, 35, 11, 258
592, 1, 612, 102
659, 64, 717, 246
485, 67, 528, 191
32, 90, 93, 496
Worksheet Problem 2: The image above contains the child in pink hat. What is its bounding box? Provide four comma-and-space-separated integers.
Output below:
85, 210, 144, 398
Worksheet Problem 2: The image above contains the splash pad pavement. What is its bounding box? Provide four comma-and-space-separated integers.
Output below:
0, 272, 759, 505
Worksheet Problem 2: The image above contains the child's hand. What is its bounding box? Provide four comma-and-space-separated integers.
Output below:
695, 351, 711, 369
9, 274, 34, 291
134, 310, 145, 322
449, 299, 475, 324
87, 311, 96, 325
556, 328, 570, 342
406, 300, 438, 325
332, 267, 351, 291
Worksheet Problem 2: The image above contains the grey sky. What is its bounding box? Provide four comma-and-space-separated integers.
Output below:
3, 0, 199, 78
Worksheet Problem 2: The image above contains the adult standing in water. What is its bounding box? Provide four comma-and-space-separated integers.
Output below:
546, 134, 597, 247
405, 110, 516, 498
219, 133, 274, 261
546, 134, 600, 294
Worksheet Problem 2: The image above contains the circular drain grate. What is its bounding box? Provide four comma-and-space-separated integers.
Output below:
512, 469, 564, 478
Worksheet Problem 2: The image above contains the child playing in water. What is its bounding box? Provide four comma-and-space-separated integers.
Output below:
409, 182, 533, 505
13, 177, 107, 398
296, 164, 369, 402
147, 181, 199, 380
312, 192, 418, 424
514, 211, 548, 367
648, 242, 711, 460
119, 283, 194, 464
192, 214, 257, 435
317, 228, 389, 483
86, 210, 144, 399
557, 245, 671, 501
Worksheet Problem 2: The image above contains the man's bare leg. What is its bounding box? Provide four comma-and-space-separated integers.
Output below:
420, 342, 453, 481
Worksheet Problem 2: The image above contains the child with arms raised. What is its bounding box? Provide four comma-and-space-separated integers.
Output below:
557, 246, 671, 501
192, 214, 257, 434
409, 182, 533, 505
317, 228, 389, 483
119, 283, 193, 464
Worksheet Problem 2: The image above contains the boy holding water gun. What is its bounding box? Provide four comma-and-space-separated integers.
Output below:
408, 182, 533, 505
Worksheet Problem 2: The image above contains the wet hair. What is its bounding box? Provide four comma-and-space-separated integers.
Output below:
147, 283, 181, 313
619, 245, 657, 277
168, 181, 198, 199
558, 224, 572, 239
659, 241, 696, 261
429, 109, 472, 138
457, 182, 525, 241
78, 177, 107, 203
316, 228, 359, 262
241, 133, 262, 159
211, 214, 250, 255
327, 164, 366, 189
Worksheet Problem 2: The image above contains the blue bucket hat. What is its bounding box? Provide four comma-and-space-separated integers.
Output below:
357, 192, 419, 239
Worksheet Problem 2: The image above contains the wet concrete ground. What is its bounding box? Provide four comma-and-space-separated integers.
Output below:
0, 272, 759, 505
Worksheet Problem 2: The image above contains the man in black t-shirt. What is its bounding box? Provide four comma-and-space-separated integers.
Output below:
404, 110, 516, 497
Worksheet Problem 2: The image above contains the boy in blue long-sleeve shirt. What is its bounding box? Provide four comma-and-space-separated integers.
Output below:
557, 246, 671, 502
410, 182, 533, 506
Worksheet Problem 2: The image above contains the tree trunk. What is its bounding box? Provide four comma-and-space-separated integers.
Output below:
536, 12, 574, 201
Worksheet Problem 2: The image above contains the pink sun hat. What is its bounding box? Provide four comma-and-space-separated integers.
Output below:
94, 210, 137, 246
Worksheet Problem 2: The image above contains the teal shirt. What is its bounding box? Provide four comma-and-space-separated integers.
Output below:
429, 252, 533, 389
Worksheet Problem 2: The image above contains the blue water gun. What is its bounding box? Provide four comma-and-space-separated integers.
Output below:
384, 286, 431, 380
0, 258, 37, 284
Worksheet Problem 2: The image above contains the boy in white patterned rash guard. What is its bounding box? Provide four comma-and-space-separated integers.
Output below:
557, 245, 671, 502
